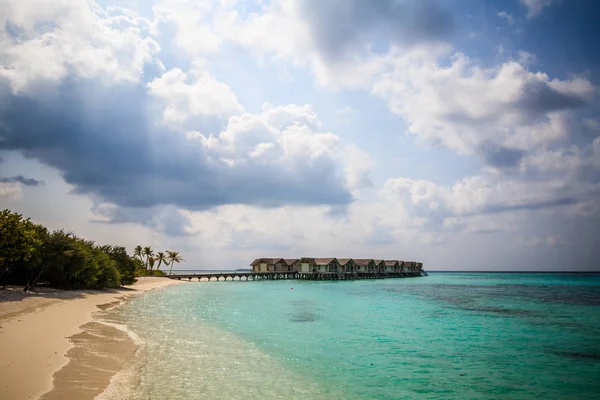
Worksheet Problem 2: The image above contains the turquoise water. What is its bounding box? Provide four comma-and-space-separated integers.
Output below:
99, 273, 600, 399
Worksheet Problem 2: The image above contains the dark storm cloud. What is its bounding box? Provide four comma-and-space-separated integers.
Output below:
0, 175, 44, 186
298, 0, 453, 59
91, 204, 195, 237
516, 80, 590, 114
478, 142, 526, 169
0, 78, 353, 212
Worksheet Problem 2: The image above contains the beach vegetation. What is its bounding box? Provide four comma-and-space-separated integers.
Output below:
142, 246, 154, 270
167, 251, 183, 274
0, 209, 182, 291
0, 209, 42, 288
155, 251, 167, 271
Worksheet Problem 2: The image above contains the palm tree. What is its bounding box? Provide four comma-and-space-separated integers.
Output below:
133, 245, 143, 262
155, 252, 167, 271
167, 251, 183, 275
148, 256, 156, 273
143, 246, 154, 270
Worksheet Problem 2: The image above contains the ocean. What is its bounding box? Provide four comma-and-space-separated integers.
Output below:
98, 273, 600, 399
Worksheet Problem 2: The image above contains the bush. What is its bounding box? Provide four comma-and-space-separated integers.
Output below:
1, 208, 177, 291
1, 209, 142, 290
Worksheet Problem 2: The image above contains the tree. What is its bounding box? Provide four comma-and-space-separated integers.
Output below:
101, 245, 137, 285
22, 224, 50, 291
0, 210, 40, 288
93, 247, 120, 289
155, 252, 167, 271
133, 245, 143, 263
142, 246, 154, 270
147, 256, 156, 272
166, 251, 183, 275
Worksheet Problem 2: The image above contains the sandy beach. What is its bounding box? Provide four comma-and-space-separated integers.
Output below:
0, 277, 185, 400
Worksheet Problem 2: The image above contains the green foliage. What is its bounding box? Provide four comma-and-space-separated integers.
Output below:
166, 251, 183, 274
0, 209, 180, 290
0, 208, 183, 290
136, 268, 167, 277
100, 245, 137, 285
155, 251, 167, 270
0, 209, 41, 286
142, 246, 154, 270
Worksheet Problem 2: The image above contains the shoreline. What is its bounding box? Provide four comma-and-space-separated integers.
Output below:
0, 277, 185, 400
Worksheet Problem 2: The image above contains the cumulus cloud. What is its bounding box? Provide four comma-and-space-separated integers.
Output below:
0, 79, 353, 211
206, 0, 452, 88
297, 0, 453, 59
379, 139, 600, 233
0, 0, 160, 92
148, 67, 244, 125
0, 0, 358, 223
521, 0, 558, 19
341, 145, 374, 190
371, 49, 594, 157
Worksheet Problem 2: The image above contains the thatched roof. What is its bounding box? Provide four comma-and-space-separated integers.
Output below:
249, 258, 284, 266
336, 258, 354, 265
374, 259, 385, 265
284, 259, 298, 266
313, 258, 338, 265
353, 259, 374, 266
384, 260, 399, 267
296, 257, 315, 264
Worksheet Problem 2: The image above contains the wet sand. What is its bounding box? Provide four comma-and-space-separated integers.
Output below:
0, 277, 185, 400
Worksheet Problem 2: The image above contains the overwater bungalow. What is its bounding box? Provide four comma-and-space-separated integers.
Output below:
354, 259, 376, 273
404, 261, 417, 274
384, 260, 400, 273
296, 258, 340, 273
374, 260, 386, 273
283, 259, 299, 271
337, 258, 356, 274
415, 262, 423, 273
243, 257, 424, 280
250, 258, 283, 272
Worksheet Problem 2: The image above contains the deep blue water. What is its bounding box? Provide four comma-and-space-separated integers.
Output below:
100, 273, 600, 399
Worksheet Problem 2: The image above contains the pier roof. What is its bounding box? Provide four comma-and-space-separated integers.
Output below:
353, 259, 374, 266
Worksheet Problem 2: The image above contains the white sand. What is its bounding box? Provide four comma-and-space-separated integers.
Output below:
0, 277, 184, 400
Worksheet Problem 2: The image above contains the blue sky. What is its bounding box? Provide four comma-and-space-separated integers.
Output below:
1, 0, 599, 271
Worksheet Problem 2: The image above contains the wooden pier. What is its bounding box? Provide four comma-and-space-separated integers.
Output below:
167, 271, 426, 282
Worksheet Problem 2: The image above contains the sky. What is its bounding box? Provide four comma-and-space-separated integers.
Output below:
0, 0, 599, 271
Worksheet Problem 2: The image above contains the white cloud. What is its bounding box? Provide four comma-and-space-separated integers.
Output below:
0, 0, 160, 92
371, 49, 594, 156
0, 182, 20, 199
380, 140, 600, 231
342, 145, 374, 191
497, 11, 516, 26
194, 103, 340, 167
521, 0, 558, 19
153, 0, 223, 55
148, 67, 243, 124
